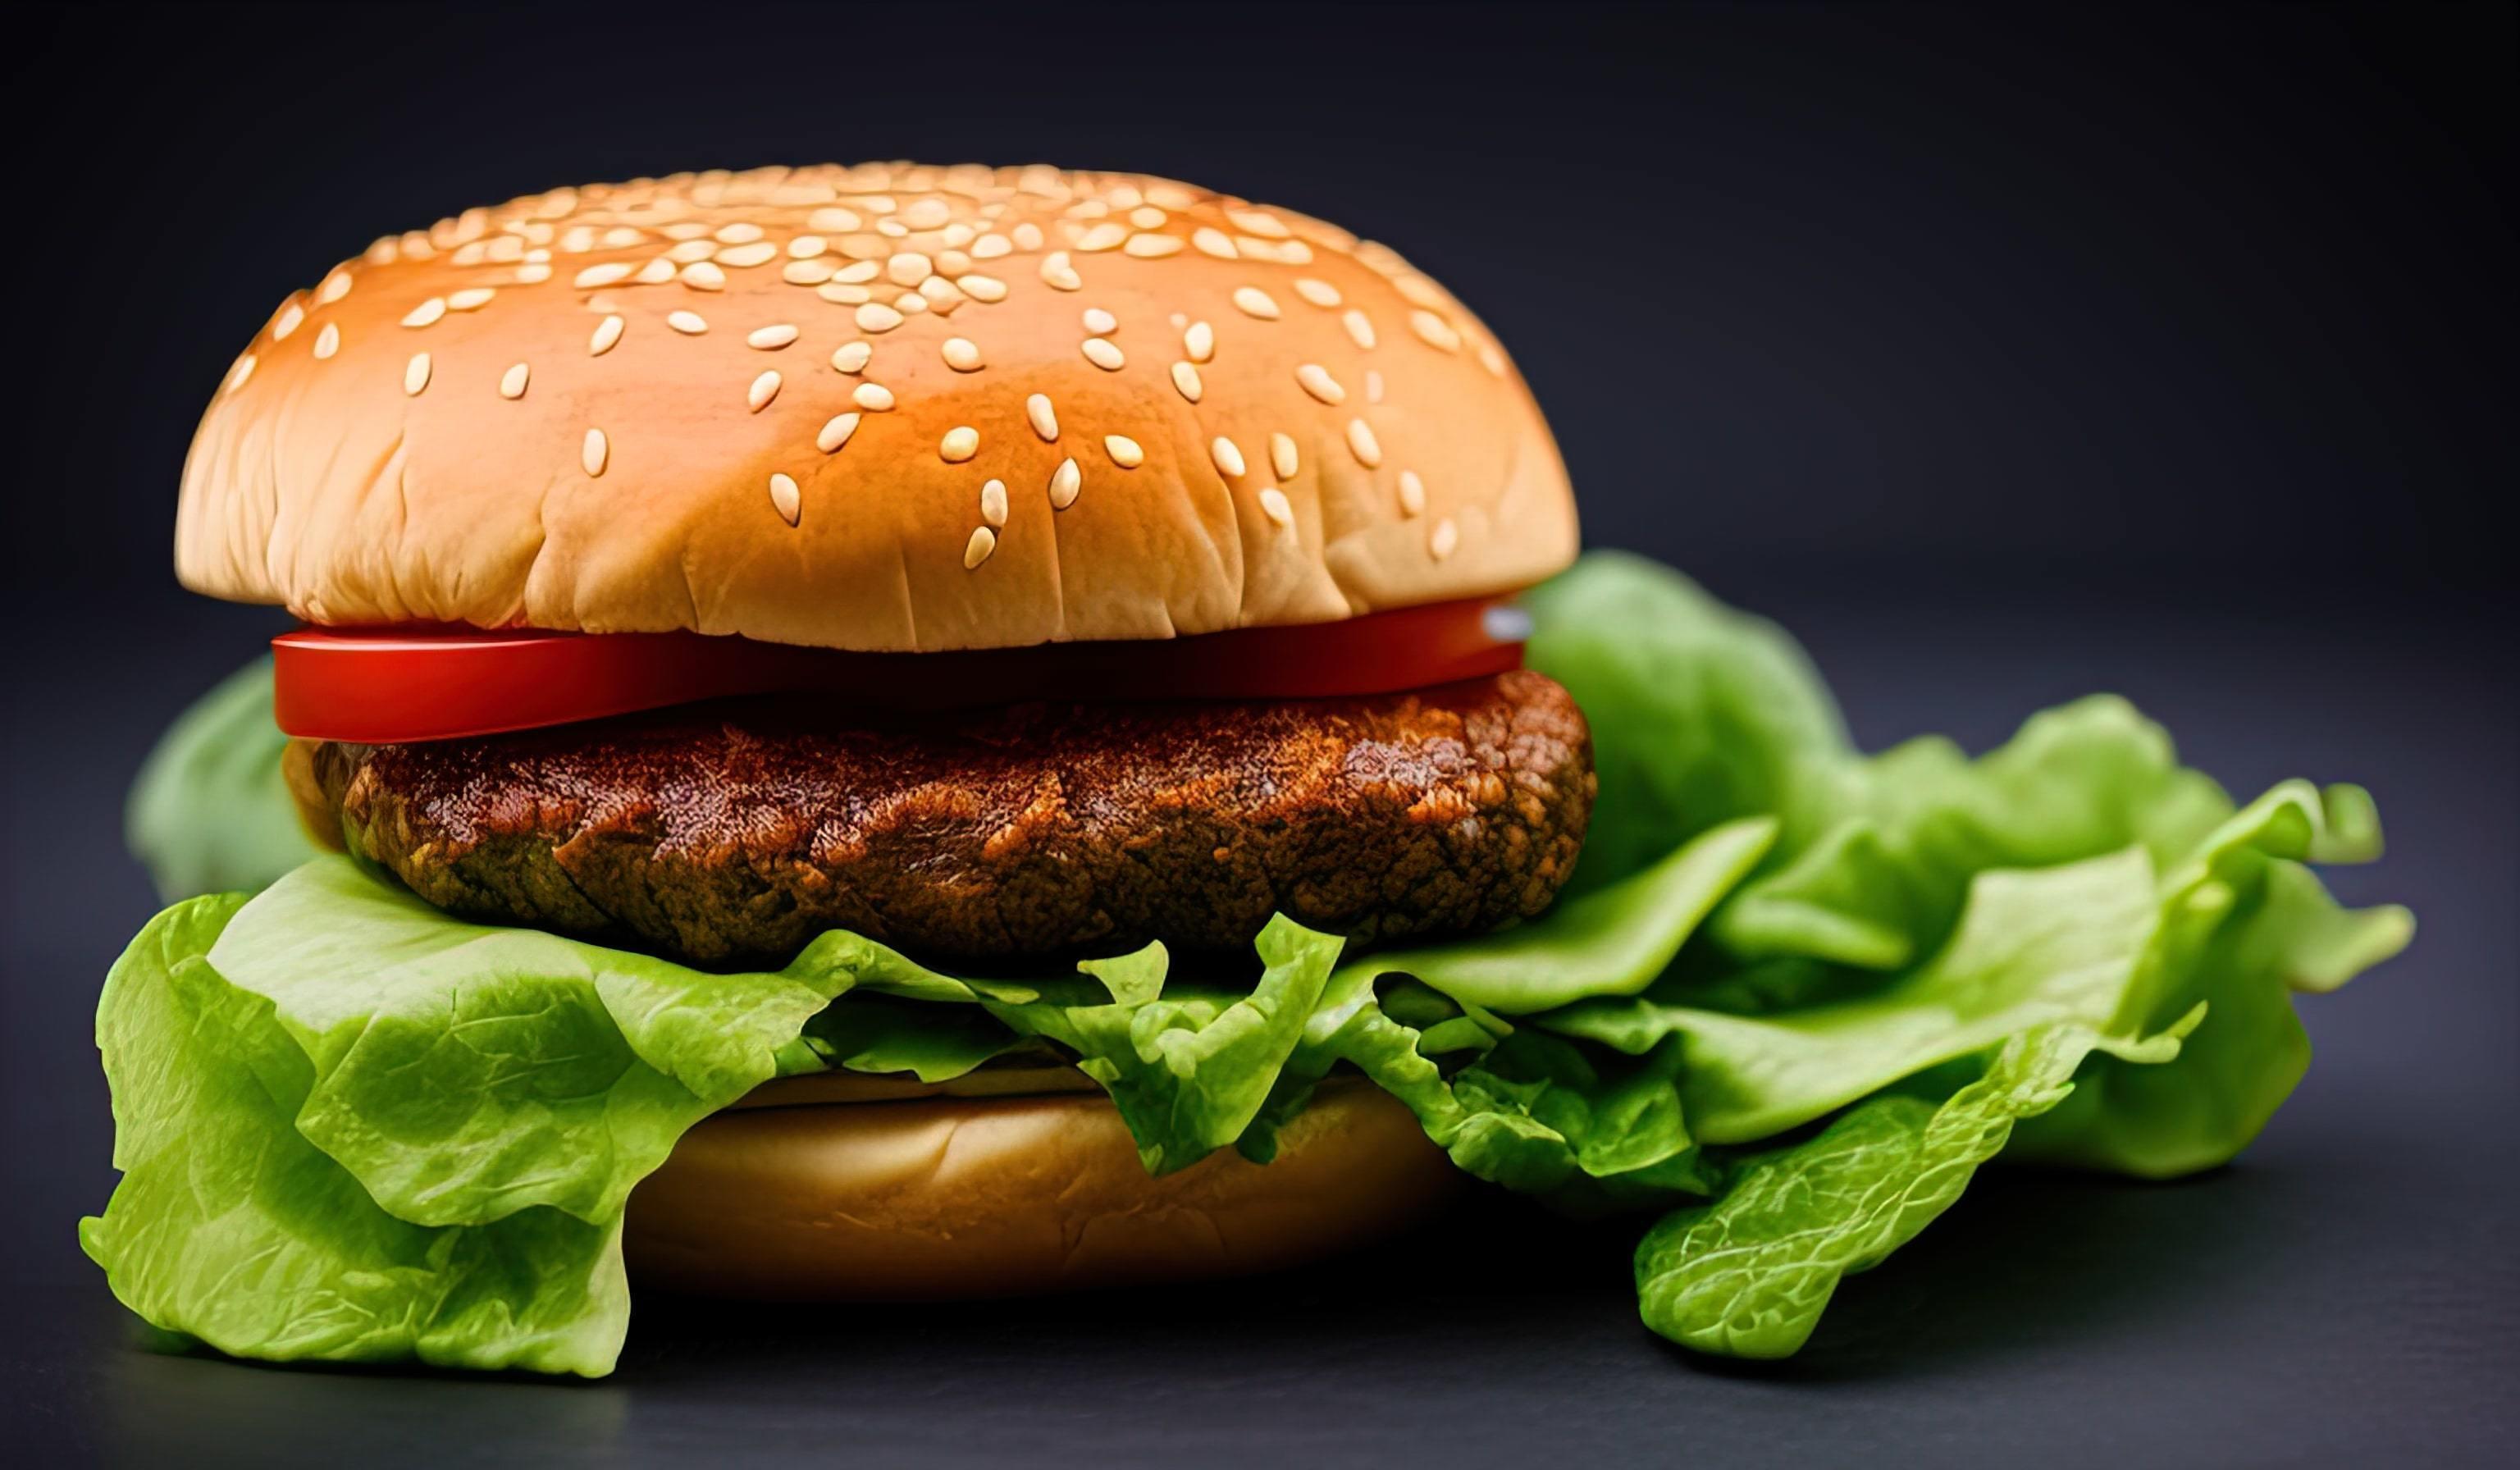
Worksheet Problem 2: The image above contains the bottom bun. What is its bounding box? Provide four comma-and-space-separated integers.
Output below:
624, 1080, 1461, 1299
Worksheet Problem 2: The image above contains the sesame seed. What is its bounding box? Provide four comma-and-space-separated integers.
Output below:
401, 298, 447, 328
1345, 418, 1382, 467
590, 314, 626, 354
972, 233, 1012, 259
833, 259, 883, 283
582, 427, 609, 476
1081, 337, 1125, 371
963, 526, 998, 569
1012, 221, 1046, 251
980, 477, 1009, 527
809, 207, 864, 232
403, 353, 431, 395
1227, 208, 1291, 239
1270, 432, 1299, 479
1075, 221, 1127, 252
716, 240, 779, 268
1477, 341, 1509, 377
1129, 205, 1168, 229
852, 381, 896, 411
892, 290, 928, 315
633, 257, 678, 285
1048, 456, 1081, 509
936, 249, 974, 276
313, 323, 341, 360
1258, 486, 1294, 528
1396, 275, 1448, 309
816, 282, 874, 305
1125, 233, 1185, 258
666, 240, 719, 264
1040, 252, 1083, 290
783, 259, 838, 285
1026, 393, 1058, 441
1104, 435, 1144, 468
817, 413, 861, 452
903, 199, 952, 229
1231, 286, 1280, 320
681, 261, 728, 291
1409, 310, 1462, 351
942, 336, 984, 371
856, 302, 905, 332
1082, 307, 1118, 335
1429, 518, 1459, 559
225, 355, 256, 393
959, 273, 1009, 302
1366, 370, 1385, 404
1398, 470, 1427, 516
747, 370, 782, 412
448, 287, 495, 311
746, 324, 801, 350
769, 472, 802, 526
789, 235, 829, 259
500, 363, 531, 399
1170, 361, 1203, 402
1295, 363, 1346, 404
714, 221, 766, 244
887, 251, 933, 287
1210, 436, 1248, 478
831, 340, 872, 373
1192, 227, 1237, 259
516, 263, 553, 283
940, 425, 979, 462
1185, 321, 1215, 363
272, 302, 305, 340
918, 276, 966, 313
1293, 278, 1342, 308
1342, 309, 1377, 350
573, 262, 633, 290
317, 272, 353, 304
1243, 236, 1315, 266
668, 310, 709, 335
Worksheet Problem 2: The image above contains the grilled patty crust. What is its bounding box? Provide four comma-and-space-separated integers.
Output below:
309, 669, 1595, 966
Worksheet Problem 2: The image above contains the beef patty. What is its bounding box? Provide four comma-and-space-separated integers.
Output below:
308, 669, 1594, 966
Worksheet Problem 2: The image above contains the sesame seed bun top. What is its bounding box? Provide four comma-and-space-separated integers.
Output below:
176, 162, 1577, 652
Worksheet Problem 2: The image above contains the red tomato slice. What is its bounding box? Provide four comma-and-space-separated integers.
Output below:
272, 597, 1531, 743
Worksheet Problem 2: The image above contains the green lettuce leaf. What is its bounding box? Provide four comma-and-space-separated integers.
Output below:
978, 920, 1344, 1173
80, 895, 631, 1376
801, 993, 1039, 1081
1522, 551, 1847, 896
84, 858, 971, 1374
1635, 1011, 2202, 1358
125, 656, 320, 901
1344, 815, 1778, 1016
1544, 846, 2167, 1142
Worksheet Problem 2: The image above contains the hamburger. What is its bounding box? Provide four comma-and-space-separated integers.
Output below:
89, 162, 2409, 1377
117, 161, 1588, 1331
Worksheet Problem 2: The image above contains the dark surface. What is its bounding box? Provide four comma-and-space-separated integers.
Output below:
5, 3, 2514, 1466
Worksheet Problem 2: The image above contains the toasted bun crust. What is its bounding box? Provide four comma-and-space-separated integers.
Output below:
623, 1081, 1462, 1299
179, 163, 1577, 652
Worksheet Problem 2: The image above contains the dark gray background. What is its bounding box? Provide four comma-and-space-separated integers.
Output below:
5, 3, 2513, 1465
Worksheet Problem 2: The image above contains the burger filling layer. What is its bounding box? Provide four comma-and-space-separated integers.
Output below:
306, 669, 1594, 966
